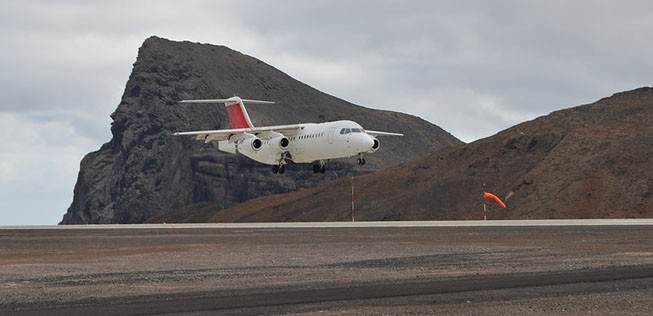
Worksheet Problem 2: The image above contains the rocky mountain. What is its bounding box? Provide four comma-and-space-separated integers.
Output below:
60, 36, 462, 224
192, 87, 653, 222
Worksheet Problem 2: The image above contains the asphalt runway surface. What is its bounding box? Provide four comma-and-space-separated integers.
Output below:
6, 218, 653, 229
1, 221, 652, 315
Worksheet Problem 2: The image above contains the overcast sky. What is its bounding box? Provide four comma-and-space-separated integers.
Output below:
1, 0, 651, 225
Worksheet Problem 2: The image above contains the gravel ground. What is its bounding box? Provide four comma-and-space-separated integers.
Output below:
0, 225, 652, 315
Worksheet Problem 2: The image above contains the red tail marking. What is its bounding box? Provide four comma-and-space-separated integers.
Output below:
226, 103, 251, 128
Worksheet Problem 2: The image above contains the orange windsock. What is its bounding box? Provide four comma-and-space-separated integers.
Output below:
484, 192, 507, 208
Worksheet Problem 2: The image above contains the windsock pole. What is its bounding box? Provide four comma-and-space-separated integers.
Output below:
351, 176, 355, 222
483, 183, 487, 221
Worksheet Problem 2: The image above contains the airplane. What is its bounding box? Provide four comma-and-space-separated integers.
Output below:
173, 96, 403, 174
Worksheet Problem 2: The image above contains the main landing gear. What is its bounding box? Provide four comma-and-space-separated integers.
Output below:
357, 155, 366, 166
272, 164, 285, 174
273, 153, 290, 174
312, 161, 326, 174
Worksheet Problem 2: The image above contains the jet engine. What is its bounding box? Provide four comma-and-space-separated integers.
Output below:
271, 136, 290, 151
367, 137, 380, 153
241, 137, 263, 151
233, 134, 291, 166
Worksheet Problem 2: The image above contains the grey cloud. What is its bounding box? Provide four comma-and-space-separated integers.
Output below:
3, 0, 652, 141
235, 1, 653, 121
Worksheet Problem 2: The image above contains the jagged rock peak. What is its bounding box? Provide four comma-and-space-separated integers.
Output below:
60, 36, 461, 224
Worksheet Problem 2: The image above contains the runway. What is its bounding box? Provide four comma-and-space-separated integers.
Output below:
1, 221, 652, 315
3, 218, 653, 230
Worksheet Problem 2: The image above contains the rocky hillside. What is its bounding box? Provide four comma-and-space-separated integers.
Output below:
197, 87, 653, 222
60, 36, 461, 224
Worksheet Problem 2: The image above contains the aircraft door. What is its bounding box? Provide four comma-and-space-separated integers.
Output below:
328, 127, 336, 144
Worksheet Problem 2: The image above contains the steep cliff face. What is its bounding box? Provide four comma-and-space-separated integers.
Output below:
61, 36, 461, 224
201, 87, 653, 222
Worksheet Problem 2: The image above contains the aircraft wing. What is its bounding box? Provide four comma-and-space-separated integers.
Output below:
173, 124, 303, 143
365, 130, 404, 137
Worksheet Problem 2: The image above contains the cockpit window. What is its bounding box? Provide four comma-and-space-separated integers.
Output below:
341, 127, 364, 134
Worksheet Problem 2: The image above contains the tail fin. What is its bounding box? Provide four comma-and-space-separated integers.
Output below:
179, 96, 274, 129
223, 97, 254, 128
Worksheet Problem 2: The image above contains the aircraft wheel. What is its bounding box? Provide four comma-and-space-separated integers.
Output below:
320, 165, 326, 173
272, 165, 279, 174
313, 164, 320, 174
279, 165, 285, 174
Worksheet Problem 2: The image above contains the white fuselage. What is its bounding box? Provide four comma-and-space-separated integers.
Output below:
219, 120, 377, 165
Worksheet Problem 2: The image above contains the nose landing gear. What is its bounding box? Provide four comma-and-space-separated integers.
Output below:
357, 155, 366, 166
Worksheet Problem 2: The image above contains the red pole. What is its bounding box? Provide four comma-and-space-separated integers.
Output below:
483, 183, 487, 221
351, 176, 355, 222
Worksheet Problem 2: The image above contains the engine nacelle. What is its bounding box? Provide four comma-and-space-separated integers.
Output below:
367, 137, 380, 153
235, 135, 290, 165
252, 138, 262, 150
241, 137, 263, 151
271, 136, 290, 151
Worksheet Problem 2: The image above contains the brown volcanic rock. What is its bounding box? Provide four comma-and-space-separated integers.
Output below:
207, 87, 653, 221
60, 36, 461, 224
